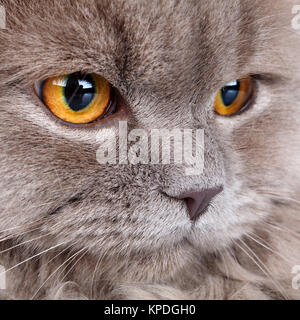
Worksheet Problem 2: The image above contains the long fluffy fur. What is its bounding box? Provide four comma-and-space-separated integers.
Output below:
0, 0, 300, 300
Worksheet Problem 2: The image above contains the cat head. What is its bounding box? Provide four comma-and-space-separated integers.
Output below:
0, 0, 299, 284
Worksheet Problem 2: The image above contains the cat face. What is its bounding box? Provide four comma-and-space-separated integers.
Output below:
0, 0, 299, 284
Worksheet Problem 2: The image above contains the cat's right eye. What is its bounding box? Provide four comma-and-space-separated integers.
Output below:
214, 76, 254, 116
34, 72, 117, 124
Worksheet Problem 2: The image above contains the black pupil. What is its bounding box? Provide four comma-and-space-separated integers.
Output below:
221, 81, 240, 106
64, 73, 95, 111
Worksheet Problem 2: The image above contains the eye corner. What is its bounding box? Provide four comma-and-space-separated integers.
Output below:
33, 79, 45, 100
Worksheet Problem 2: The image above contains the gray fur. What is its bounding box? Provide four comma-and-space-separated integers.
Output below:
0, 0, 299, 299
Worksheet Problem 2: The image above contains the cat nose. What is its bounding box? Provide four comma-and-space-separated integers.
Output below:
178, 187, 223, 222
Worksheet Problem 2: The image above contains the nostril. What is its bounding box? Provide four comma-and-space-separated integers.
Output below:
178, 187, 223, 222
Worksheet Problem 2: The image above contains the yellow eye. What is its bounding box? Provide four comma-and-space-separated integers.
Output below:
214, 77, 254, 116
36, 72, 114, 124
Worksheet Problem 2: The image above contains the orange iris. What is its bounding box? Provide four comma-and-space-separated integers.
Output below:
214, 77, 254, 116
42, 73, 111, 124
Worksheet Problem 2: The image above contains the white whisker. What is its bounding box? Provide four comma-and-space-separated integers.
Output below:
30, 247, 86, 300
236, 239, 289, 300
0, 241, 68, 278
0, 233, 53, 254
246, 232, 292, 265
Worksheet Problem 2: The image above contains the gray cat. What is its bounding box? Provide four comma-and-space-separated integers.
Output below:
0, 0, 299, 300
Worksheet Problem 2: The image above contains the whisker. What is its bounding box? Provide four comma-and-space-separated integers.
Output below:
43, 243, 78, 267
0, 225, 44, 244
245, 233, 292, 265
89, 238, 116, 299
0, 220, 64, 249
0, 219, 43, 236
90, 252, 103, 299
236, 239, 289, 300
28, 238, 85, 299
0, 233, 53, 254
58, 249, 89, 287
262, 221, 300, 240
0, 241, 69, 278
30, 247, 86, 300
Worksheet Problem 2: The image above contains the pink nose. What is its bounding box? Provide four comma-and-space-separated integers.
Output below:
178, 187, 223, 221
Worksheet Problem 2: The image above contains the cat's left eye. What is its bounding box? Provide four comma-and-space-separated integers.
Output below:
34, 72, 117, 124
214, 76, 254, 116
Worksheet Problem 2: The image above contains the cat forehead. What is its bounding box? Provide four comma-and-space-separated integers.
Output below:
1, 0, 289, 90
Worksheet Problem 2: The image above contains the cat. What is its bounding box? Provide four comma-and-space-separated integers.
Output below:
0, 0, 300, 300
